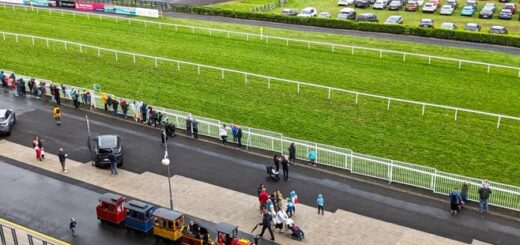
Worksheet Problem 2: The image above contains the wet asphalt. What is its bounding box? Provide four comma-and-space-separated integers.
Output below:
1, 91, 520, 245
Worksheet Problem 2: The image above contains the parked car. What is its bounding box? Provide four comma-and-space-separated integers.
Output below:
440, 5, 454, 15
385, 15, 404, 24
465, 0, 477, 9
282, 8, 298, 16
419, 18, 434, 27
297, 7, 317, 17
422, 2, 437, 13
483, 3, 496, 12
446, 0, 458, 9
498, 9, 513, 20
318, 12, 332, 18
504, 3, 517, 14
388, 1, 403, 10
373, 0, 389, 9
357, 13, 379, 22
338, 0, 355, 6
405, 2, 419, 11
0, 109, 15, 135
355, 0, 371, 8
337, 8, 357, 20
488, 26, 507, 34
499, 0, 510, 3
464, 22, 481, 31
94, 134, 123, 167
440, 22, 457, 30
460, 5, 476, 16
479, 8, 494, 19
428, 0, 440, 6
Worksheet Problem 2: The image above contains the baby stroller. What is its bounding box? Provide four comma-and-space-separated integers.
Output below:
265, 164, 279, 182
286, 218, 304, 241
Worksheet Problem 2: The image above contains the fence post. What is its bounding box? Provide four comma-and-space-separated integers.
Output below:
246, 34, 249, 41
246, 128, 251, 150
307, 41, 310, 49
0, 224, 5, 245
431, 169, 437, 190
11, 228, 18, 245
97, 48, 100, 57
355, 93, 359, 104
87, 13, 90, 19
244, 74, 248, 83
197, 65, 200, 75
331, 44, 334, 52
388, 161, 393, 183
227, 31, 230, 39
518, 69, 520, 78
115, 16, 118, 23
454, 109, 458, 121
159, 23, 162, 29
266, 36, 269, 44
209, 29, 212, 36
2, 33, 5, 41
379, 50, 382, 58
428, 56, 431, 64
268, 78, 271, 88
403, 53, 406, 62
387, 98, 390, 110
133, 54, 136, 63
80, 45, 83, 53
487, 64, 491, 74
328, 88, 331, 99
286, 39, 289, 46
192, 27, 194, 33
314, 143, 318, 163
496, 116, 501, 129
115, 51, 118, 61
421, 104, 425, 116
177, 61, 180, 70
221, 70, 224, 79
64, 42, 67, 50
32, 37, 34, 46
297, 83, 300, 93
174, 25, 177, 31
351, 47, 354, 55
99, 15, 102, 21
458, 60, 462, 69
15, 34, 18, 43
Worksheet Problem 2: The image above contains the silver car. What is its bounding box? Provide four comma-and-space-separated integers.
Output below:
0, 109, 16, 135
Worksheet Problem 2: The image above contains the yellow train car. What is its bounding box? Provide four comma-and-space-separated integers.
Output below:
152, 207, 185, 241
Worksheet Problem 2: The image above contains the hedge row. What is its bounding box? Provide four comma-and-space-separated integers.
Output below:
172, 5, 520, 48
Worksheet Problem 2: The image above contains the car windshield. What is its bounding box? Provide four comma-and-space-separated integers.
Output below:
463, 6, 472, 10
501, 9, 511, 13
421, 20, 432, 24
98, 136, 118, 149
465, 25, 477, 30
442, 6, 451, 9
425, 3, 433, 7
441, 23, 452, 28
388, 16, 399, 21
301, 9, 311, 14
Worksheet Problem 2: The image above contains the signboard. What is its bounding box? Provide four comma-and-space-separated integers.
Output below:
0, 0, 24, 4
57, 0, 75, 8
135, 7, 159, 18
104, 5, 136, 15
23, 0, 48, 6
75, 2, 104, 11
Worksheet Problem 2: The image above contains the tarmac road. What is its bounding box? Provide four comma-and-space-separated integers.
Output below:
1, 91, 520, 244
166, 12, 520, 55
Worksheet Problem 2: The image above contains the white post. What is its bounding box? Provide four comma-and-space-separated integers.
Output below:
192, 27, 194, 34
297, 83, 300, 93
46, 39, 49, 48
487, 64, 491, 74
221, 70, 224, 79
2, 33, 5, 41
454, 109, 458, 121
268, 78, 271, 88
387, 98, 391, 110
246, 128, 251, 150
328, 88, 331, 99
197, 65, 200, 75
115, 17, 118, 23
128, 18, 131, 25
64, 42, 67, 50
15, 34, 18, 43
31, 37, 34, 46
174, 25, 177, 31
79, 45, 83, 53
428, 56, 431, 64
144, 21, 147, 28
351, 47, 354, 55
99, 15, 102, 21
266, 36, 269, 44
209, 29, 212, 36
246, 34, 249, 41
61, 10, 63, 16
332, 45, 335, 52
73, 12, 75, 18
115, 51, 118, 61
286, 39, 289, 46
155, 58, 158, 68
431, 170, 437, 190
355, 93, 359, 104
497, 116, 501, 129
458, 60, 462, 69
177, 61, 180, 70
97, 48, 100, 57
379, 50, 382, 58
227, 31, 230, 39
518, 69, 520, 78
244, 74, 248, 83
87, 13, 89, 19
314, 143, 318, 163
403, 53, 406, 62
48, 8, 51, 15
159, 23, 162, 29
133, 54, 136, 63
421, 104, 425, 116
388, 161, 393, 183
307, 41, 310, 49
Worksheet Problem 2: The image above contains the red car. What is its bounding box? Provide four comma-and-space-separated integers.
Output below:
504, 3, 517, 14
96, 193, 127, 224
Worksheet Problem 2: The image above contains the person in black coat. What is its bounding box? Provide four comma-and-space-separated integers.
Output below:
54, 87, 61, 106
281, 155, 289, 181
186, 116, 193, 136
192, 119, 199, 139
258, 210, 275, 241
288, 143, 296, 164
236, 126, 243, 148
273, 155, 280, 172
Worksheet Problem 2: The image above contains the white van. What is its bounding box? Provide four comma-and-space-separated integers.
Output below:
297, 7, 317, 17
373, 0, 389, 9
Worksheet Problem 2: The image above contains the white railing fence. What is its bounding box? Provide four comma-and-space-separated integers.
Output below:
6, 70, 520, 211
2, 30, 519, 129
3, 2, 520, 78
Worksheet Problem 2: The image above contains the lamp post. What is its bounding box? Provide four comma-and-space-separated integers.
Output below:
161, 134, 174, 210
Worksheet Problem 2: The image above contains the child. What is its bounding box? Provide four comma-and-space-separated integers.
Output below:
317, 194, 324, 215
286, 198, 295, 218
290, 191, 298, 216
69, 217, 77, 236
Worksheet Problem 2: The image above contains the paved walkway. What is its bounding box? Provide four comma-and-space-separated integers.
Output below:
0, 140, 482, 245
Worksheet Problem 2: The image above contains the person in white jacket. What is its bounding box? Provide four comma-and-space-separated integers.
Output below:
274, 209, 288, 233
219, 124, 228, 144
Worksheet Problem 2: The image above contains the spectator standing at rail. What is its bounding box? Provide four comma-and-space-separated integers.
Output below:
460, 182, 469, 209
186, 115, 193, 136
219, 124, 228, 144
231, 124, 238, 143
120, 98, 129, 119
112, 97, 119, 116
131, 101, 140, 122
317, 194, 325, 215
308, 150, 317, 167
58, 148, 68, 173
28, 78, 35, 96
19, 78, 26, 96
236, 126, 243, 148
192, 118, 199, 139
449, 188, 461, 215
101, 93, 108, 111
54, 86, 61, 106
71, 88, 80, 110
281, 155, 289, 181
140, 102, 148, 123
50, 83, 56, 102
61, 84, 68, 99
478, 180, 492, 214
0, 71, 4, 88
288, 143, 296, 164
273, 155, 280, 172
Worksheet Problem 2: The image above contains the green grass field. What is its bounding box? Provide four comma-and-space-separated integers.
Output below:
209, 0, 520, 34
0, 8, 519, 185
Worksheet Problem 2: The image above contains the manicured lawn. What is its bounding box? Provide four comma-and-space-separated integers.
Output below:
0, 8, 519, 186
210, 0, 520, 34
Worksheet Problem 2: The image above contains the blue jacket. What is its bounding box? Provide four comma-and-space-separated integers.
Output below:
317, 194, 324, 206
449, 191, 461, 204
308, 151, 316, 161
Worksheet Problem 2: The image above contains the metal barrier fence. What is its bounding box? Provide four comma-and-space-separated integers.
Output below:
0, 218, 69, 245
2, 30, 519, 129
3, 2, 520, 78
6, 70, 520, 211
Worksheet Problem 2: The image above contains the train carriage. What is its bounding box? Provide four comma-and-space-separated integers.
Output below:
124, 200, 155, 233
152, 207, 185, 241
96, 192, 126, 224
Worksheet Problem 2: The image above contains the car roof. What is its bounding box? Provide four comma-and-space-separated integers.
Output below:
500, 9, 511, 12
490, 25, 505, 29
340, 7, 355, 12
124, 200, 154, 212
466, 22, 478, 26
152, 207, 183, 220
441, 22, 454, 25
99, 193, 126, 205
442, 4, 452, 7
421, 18, 433, 21
216, 222, 238, 234
301, 7, 315, 10
359, 13, 376, 16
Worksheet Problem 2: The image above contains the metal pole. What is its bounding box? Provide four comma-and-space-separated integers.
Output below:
167, 164, 173, 210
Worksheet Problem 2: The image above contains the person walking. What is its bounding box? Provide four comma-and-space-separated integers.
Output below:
308, 150, 316, 167
273, 155, 280, 172
286, 198, 295, 218
317, 194, 325, 215
58, 148, 68, 173
274, 209, 288, 233
478, 180, 492, 214
109, 150, 118, 175
54, 86, 61, 106
460, 182, 469, 209
192, 118, 199, 139
236, 126, 242, 148
219, 124, 228, 144
71, 89, 80, 109
69, 217, 77, 236
288, 143, 296, 164
53, 104, 62, 126
258, 210, 275, 241
449, 188, 461, 216
140, 103, 148, 123
186, 116, 193, 136
258, 187, 269, 216
281, 155, 289, 181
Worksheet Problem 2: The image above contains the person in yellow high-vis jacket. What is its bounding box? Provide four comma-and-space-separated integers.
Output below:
53, 104, 61, 126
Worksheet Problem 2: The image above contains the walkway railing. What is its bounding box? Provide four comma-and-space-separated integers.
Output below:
8, 70, 520, 212
0, 218, 70, 245
3, 2, 520, 78
2, 30, 519, 129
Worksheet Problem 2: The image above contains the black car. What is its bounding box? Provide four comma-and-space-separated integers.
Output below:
357, 13, 379, 22
355, 0, 371, 8
0, 109, 16, 135
479, 8, 494, 19
94, 134, 123, 167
